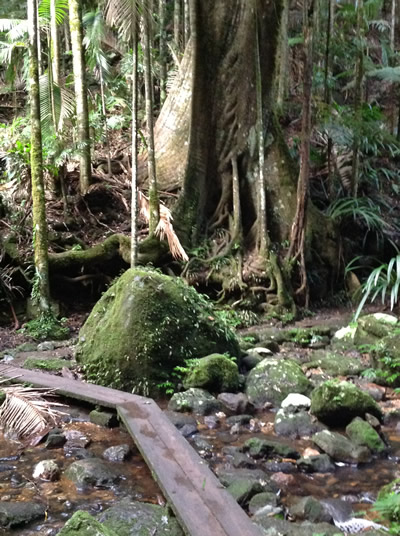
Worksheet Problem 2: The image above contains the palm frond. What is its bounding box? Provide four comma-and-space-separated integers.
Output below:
39, 73, 75, 135
38, 0, 68, 25
138, 191, 188, 262
0, 18, 26, 34
0, 385, 66, 440
105, 0, 144, 42
367, 66, 400, 84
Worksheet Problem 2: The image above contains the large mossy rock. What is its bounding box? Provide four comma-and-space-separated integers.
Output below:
345, 417, 385, 454
310, 380, 382, 426
76, 269, 239, 394
312, 430, 371, 464
245, 358, 311, 408
183, 354, 239, 392
57, 511, 118, 536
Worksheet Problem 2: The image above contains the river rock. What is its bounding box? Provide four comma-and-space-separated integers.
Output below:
0, 502, 45, 528
253, 517, 343, 536
345, 417, 385, 453
288, 496, 333, 523
248, 491, 280, 516
281, 393, 311, 409
32, 460, 60, 481
76, 268, 239, 395
102, 444, 131, 462
89, 409, 118, 428
57, 511, 118, 536
303, 350, 366, 376
218, 392, 252, 414
227, 478, 264, 507
215, 468, 276, 491
65, 458, 121, 488
297, 454, 335, 473
310, 380, 383, 425
245, 358, 311, 407
312, 430, 371, 464
355, 313, 398, 346
98, 497, 184, 536
183, 354, 239, 393
168, 388, 222, 415
274, 408, 326, 439
242, 437, 300, 459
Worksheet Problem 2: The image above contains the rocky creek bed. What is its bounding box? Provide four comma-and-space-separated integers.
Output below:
1, 310, 400, 534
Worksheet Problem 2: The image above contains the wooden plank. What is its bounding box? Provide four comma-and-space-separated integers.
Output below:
0, 365, 263, 536
118, 401, 263, 536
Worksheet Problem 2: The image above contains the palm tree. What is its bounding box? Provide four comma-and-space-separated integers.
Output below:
69, 0, 91, 195
27, 0, 51, 313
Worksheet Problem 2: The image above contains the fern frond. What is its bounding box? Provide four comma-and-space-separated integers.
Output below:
38, 0, 68, 25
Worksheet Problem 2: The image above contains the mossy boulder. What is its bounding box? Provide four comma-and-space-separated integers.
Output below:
312, 430, 371, 464
310, 380, 383, 426
355, 313, 398, 346
0, 502, 45, 528
245, 358, 311, 407
345, 417, 385, 454
57, 511, 118, 536
373, 332, 400, 386
183, 354, 239, 392
304, 350, 366, 376
76, 268, 239, 395
168, 388, 222, 415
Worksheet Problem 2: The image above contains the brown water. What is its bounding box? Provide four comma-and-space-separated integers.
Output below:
0, 409, 162, 535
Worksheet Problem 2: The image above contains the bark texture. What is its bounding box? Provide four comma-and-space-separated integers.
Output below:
69, 0, 91, 195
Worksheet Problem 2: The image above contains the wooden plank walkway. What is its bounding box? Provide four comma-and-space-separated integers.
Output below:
0, 364, 263, 536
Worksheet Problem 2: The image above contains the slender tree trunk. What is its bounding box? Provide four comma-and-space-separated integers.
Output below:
183, 0, 190, 47
390, 0, 396, 134
143, 2, 159, 234
50, 0, 60, 85
131, 12, 139, 267
174, 0, 181, 51
276, 0, 289, 111
324, 0, 335, 200
159, 0, 167, 105
351, 0, 364, 198
69, 0, 91, 195
286, 0, 315, 305
28, 0, 51, 313
99, 68, 112, 176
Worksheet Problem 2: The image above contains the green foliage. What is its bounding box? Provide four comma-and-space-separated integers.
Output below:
23, 312, 68, 341
38, 0, 69, 25
373, 492, 400, 534
354, 254, 400, 319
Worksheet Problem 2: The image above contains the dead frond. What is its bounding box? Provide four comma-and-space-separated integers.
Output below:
0, 386, 66, 440
138, 191, 188, 262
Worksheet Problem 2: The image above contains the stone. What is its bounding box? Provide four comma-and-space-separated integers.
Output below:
312, 430, 371, 464
168, 388, 222, 415
23, 357, 75, 371
269, 472, 295, 489
102, 444, 131, 462
183, 353, 239, 393
274, 408, 326, 439
56, 511, 118, 536
45, 431, 66, 449
32, 460, 60, 481
303, 350, 366, 376
164, 410, 197, 430
245, 358, 311, 408
248, 492, 279, 515
37, 341, 56, 351
226, 478, 264, 507
242, 437, 300, 459
257, 340, 281, 353
355, 313, 398, 346
297, 454, 335, 473
289, 496, 333, 523
254, 517, 343, 536
98, 497, 184, 536
76, 268, 239, 395
215, 467, 275, 490
242, 353, 264, 370
217, 392, 252, 414
65, 458, 121, 488
89, 409, 119, 428
226, 414, 253, 426
310, 380, 383, 425
281, 393, 311, 409
0, 502, 45, 528
263, 461, 297, 473
345, 417, 385, 453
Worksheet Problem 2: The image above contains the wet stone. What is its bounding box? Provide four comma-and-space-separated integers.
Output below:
226, 478, 264, 507
179, 423, 198, 437
32, 460, 60, 481
248, 491, 279, 515
164, 410, 197, 430
89, 409, 119, 428
168, 388, 223, 415
297, 454, 335, 473
204, 415, 219, 429
226, 414, 253, 426
289, 496, 333, 523
242, 437, 300, 460
102, 444, 131, 462
65, 458, 121, 488
264, 461, 297, 474
45, 432, 66, 449
312, 430, 372, 464
0, 501, 45, 528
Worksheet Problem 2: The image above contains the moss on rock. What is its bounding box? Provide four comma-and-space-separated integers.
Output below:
77, 268, 239, 395
23, 357, 75, 371
310, 380, 383, 426
57, 511, 118, 536
345, 417, 385, 454
183, 354, 239, 392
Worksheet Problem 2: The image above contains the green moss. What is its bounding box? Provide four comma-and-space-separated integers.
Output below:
23, 357, 75, 372
346, 417, 385, 453
77, 268, 239, 395
57, 511, 118, 536
310, 379, 383, 425
183, 353, 239, 392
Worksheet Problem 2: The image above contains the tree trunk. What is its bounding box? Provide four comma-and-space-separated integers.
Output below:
28, 0, 51, 313
351, 0, 364, 198
159, 0, 167, 105
143, 1, 159, 234
131, 11, 139, 267
50, 0, 60, 85
183, 0, 190, 47
174, 0, 181, 51
276, 0, 289, 111
69, 0, 91, 195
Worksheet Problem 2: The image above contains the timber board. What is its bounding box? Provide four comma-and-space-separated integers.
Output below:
0, 364, 264, 536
